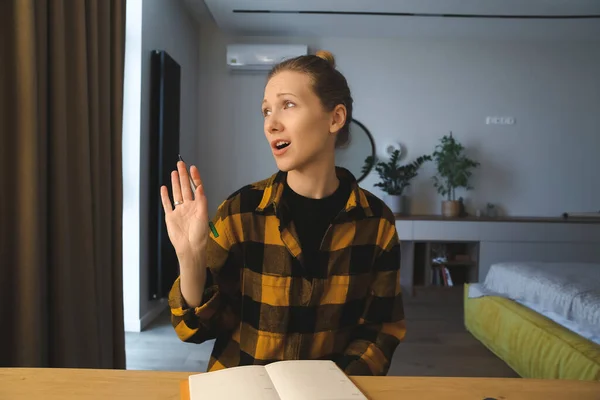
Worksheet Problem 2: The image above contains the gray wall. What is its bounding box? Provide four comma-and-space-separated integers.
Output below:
123, 0, 199, 331
192, 19, 600, 218
139, 0, 199, 321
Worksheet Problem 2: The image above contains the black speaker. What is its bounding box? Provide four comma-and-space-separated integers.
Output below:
148, 50, 181, 300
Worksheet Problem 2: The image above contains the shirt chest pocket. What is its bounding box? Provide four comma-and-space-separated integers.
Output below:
241, 268, 291, 307
320, 274, 371, 305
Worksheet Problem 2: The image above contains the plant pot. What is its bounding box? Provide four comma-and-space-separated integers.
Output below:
441, 200, 460, 217
384, 195, 408, 215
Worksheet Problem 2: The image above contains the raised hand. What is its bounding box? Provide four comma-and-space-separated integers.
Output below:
160, 161, 209, 264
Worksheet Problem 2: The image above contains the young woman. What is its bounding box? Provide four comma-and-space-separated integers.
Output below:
161, 51, 405, 376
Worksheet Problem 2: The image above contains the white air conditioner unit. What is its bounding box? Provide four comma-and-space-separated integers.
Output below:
226, 44, 308, 72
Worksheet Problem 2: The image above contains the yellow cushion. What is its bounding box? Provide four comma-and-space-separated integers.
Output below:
464, 284, 600, 381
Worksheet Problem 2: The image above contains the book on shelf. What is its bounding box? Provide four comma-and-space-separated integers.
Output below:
179, 360, 367, 400
431, 265, 454, 287
442, 266, 454, 286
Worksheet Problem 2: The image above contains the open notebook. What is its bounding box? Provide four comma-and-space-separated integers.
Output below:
184, 360, 367, 400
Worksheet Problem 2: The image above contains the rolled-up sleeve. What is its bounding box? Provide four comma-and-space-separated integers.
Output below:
335, 228, 406, 376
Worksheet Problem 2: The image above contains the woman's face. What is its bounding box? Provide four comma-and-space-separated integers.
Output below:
262, 70, 344, 172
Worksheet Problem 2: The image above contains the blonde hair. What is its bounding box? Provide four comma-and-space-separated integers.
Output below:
315, 50, 336, 68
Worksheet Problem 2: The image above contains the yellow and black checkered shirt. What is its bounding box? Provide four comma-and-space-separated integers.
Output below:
169, 168, 405, 376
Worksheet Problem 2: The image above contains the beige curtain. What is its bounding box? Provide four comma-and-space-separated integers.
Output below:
0, 0, 126, 368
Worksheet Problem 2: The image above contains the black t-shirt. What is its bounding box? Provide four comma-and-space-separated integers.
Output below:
282, 178, 351, 275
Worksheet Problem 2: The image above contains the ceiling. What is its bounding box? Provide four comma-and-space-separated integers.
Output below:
189, 0, 600, 39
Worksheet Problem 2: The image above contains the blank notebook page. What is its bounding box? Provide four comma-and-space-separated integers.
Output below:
265, 360, 367, 400
188, 365, 280, 400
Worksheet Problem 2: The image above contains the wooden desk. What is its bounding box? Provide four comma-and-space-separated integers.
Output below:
1, 368, 598, 400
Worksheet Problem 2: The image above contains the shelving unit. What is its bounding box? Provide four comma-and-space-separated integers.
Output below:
412, 241, 479, 289
396, 216, 600, 298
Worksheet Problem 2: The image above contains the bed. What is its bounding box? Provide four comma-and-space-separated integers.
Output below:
464, 262, 600, 381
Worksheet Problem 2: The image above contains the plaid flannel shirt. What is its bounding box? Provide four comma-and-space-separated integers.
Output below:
169, 167, 406, 375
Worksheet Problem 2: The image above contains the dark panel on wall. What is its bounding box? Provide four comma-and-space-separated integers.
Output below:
148, 50, 181, 300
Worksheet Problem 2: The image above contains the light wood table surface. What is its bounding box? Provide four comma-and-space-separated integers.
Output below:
1, 368, 598, 400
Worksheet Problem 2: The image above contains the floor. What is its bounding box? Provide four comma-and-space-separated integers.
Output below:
125, 287, 518, 377
125, 312, 214, 372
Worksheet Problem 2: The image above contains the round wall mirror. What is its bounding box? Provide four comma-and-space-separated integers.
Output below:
335, 119, 375, 183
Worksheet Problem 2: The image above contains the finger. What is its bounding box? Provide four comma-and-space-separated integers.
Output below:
178, 161, 194, 201
190, 165, 203, 188
160, 186, 173, 214
171, 170, 183, 203
196, 182, 205, 198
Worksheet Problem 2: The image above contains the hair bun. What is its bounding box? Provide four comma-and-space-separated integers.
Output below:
315, 50, 336, 68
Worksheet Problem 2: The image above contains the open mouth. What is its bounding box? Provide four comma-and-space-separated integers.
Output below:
274, 140, 291, 150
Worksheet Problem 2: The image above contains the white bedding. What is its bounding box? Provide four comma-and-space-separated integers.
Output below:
468, 262, 600, 340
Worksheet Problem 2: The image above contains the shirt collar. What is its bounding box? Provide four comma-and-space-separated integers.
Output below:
256, 166, 374, 217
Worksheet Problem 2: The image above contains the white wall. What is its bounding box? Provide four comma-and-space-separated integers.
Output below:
192, 20, 600, 218
122, 0, 143, 333
123, 0, 199, 331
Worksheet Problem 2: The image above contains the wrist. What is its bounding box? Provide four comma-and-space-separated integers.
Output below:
179, 254, 204, 270
177, 246, 206, 266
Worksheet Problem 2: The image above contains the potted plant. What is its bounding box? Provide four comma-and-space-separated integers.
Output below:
431, 132, 480, 217
363, 150, 431, 214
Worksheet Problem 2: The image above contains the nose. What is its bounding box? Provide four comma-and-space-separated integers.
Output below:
265, 112, 283, 135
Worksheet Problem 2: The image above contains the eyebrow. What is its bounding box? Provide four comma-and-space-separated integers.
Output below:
262, 92, 298, 104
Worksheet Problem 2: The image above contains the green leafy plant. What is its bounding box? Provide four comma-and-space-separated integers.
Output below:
363, 150, 431, 196
432, 132, 480, 201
